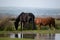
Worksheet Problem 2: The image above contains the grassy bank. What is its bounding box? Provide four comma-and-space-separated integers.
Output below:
0, 30, 57, 34
0, 37, 33, 40
0, 18, 60, 31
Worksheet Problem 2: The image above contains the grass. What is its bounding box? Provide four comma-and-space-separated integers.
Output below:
0, 30, 56, 34
55, 30, 60, 33
0, 37, 33, 40
0, 19, 60, 33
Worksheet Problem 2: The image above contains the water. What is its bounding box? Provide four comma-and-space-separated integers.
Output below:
0, 33, 60, 40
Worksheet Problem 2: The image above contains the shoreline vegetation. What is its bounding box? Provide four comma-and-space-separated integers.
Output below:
0, 18, 60, 40
0, 30, 59, 40
0, 37, 33, 40
0, 17, 60, 32
0, 30, 60, 34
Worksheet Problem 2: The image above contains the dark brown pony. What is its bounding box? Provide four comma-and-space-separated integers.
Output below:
34, 17, 55, 29
14, 12, 36, 30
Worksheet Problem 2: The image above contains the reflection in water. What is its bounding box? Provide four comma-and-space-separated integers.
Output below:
9, 33, 55, 40
35, 33, 55, 40
10, 33, 23, 38
23, 34, 36, 39
49, 34, 55, 40
0, 33, 60, 40
15, 34, 18, 38
10, 33, 15, 38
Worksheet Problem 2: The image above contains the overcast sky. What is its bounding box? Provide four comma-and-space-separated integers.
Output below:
0, 0, 60, 9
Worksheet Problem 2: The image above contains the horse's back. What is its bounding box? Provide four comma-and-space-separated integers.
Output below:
35, 17, 55, 25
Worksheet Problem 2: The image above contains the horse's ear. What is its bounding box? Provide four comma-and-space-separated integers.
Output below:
21, 12, 24, 13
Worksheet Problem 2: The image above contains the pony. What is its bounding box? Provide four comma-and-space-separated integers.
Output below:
14, 12, 36, 30
34, 17, 55, 29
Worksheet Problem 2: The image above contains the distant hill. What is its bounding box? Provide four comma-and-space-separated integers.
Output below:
0, 13, 60, 19
0, 7, 60, 19
0, 13, 16, 19
37, 15, 60, 18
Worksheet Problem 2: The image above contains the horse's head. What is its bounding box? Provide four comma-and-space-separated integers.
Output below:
14, 21, 18, 30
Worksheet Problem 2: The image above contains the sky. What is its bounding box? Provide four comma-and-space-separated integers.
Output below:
0, 0, 60, 9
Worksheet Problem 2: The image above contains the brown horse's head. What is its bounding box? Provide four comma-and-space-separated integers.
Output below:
34, 18, 41, 25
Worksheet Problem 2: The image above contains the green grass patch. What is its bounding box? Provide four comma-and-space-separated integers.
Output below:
0, 37, 33, 40
0, 30, 56, 34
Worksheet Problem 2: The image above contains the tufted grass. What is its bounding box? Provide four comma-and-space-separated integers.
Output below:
0, 37, 33, 40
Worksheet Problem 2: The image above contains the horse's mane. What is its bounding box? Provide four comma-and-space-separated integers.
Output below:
15, 12, 24, 22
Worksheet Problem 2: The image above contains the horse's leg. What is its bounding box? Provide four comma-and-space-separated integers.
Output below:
32, 21, 34, 30
51, 20, 56, 30
21, 22, 23, 31
23, 22, 26, 30
52, 23, 55, 30
39, 24, 41, 30
29, 18, 33, 30
21, 22, 23, 38
33, 22, 36, 30
32, 21, 36, 30
49, 24, 51, 30
25, 22, 29, 30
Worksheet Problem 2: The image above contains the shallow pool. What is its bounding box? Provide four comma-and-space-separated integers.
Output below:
0, 33, 60, 40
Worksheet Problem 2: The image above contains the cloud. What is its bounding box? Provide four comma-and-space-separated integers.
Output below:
0, 0, 60, 9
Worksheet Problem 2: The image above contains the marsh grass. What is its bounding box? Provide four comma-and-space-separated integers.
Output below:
0, 18, 15, 31
0, 18, 60, 31
0, 37, 33, 40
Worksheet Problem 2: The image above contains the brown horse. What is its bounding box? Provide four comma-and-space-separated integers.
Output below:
34, 17, 55, 29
